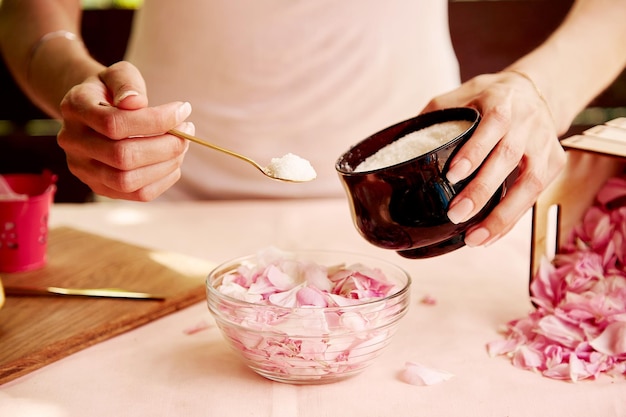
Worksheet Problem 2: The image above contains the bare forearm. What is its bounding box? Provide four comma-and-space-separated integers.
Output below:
506, 0, 626, 135
0, 0, 105, 118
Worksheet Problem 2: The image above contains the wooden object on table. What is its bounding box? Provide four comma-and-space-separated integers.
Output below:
0, 227, 214, 385
530, 119, 626, 282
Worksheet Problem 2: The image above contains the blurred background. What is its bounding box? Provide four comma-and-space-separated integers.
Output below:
1, 0, 625, 202
78, 0, 142, 8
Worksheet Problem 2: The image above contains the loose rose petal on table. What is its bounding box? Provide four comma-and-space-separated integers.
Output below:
568, 353, 593, 382
420, 294, 437, 305
489, 175, 626, 382
589, 321, 626, 356
512, 345, 544, 369
536, 315, 585, 348
183, 319, 213, 335
529, 258, 561, 309
486, 338, 519, 357
542, 363, 571, 380
401, 361, 454, 386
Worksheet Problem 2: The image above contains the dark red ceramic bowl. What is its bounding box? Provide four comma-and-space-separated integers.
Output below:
336, 107, 515, 258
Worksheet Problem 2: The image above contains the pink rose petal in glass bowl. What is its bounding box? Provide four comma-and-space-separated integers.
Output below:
206, 247, 411, 384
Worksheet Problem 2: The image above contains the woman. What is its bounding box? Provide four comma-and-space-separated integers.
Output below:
0, 0, 625, 247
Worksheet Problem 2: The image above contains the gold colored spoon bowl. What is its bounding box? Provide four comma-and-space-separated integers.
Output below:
168, 129, 317, 183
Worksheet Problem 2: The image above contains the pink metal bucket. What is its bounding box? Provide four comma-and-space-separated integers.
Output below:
0, 171, 57, 273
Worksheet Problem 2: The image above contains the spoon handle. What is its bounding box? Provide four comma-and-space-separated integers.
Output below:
168, 129, 266, 174
98, 101, 269, 177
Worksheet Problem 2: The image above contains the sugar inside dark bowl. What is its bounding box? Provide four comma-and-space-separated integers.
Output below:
206, 248, 411, 384
336, 107, 512, 258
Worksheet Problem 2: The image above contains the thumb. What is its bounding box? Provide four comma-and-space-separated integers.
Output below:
98, 61, 148, 110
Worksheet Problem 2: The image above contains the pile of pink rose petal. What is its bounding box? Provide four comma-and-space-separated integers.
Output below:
211, 248, 407, 379
487, 177, 626, 382
216, 248, 398, 308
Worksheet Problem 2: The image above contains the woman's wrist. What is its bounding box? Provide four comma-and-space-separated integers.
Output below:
26, 30, 82, 82
505, 69, 556, 128
26, 30, 103, 118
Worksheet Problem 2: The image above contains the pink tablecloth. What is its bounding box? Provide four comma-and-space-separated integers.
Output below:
1, 198, 624, 416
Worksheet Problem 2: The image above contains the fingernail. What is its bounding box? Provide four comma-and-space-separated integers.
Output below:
447, 198, 474, 224
177, 102, 192, 122
446, 158, 472, 184
179, 121, 195, 134
464, 227, 490, 247
483, 233, 501, 247
177, 122, 195, 152
114, 90, 139, 106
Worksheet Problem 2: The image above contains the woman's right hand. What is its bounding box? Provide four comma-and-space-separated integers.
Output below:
57, 61, 193, 201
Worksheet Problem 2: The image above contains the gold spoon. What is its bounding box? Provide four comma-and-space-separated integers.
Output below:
168, 129, 317, 183
98, 101, 316, 183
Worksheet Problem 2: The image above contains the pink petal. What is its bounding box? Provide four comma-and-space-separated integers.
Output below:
327, 293, 365, 307
597, 177, 626, 206
183, 319, 213, 335
568, 353, 592, 382
542, 363, 571, 380
247, 274, 278, 296
589, 321, 626, 355
401, 362, 454, 386
213, 248, 411, 379
265, 264, 298, 291
302, 263, 333, 292
529, 257, 561, 309
544, 344, 564, 369
536, 315, 584, 348
486, 338, 519, 357
299, 339, 329, 360
420, 294, 437, 305
296, 285, 329, 307
490, 175, 626, 382
512, 345, 544, 370
267, 284, 302, 307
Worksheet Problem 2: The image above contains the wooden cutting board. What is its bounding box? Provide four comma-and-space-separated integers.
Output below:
0, 226, 214, 385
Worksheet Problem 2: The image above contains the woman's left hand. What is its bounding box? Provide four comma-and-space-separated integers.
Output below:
421, 71, 566, 247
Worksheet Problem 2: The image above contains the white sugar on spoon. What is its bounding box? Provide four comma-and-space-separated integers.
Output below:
264, 153, 317, 182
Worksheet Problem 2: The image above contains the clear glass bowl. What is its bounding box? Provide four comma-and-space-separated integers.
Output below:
206, 249, 411, 384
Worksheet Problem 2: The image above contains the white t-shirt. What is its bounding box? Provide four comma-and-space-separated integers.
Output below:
124, 0, 460, 200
